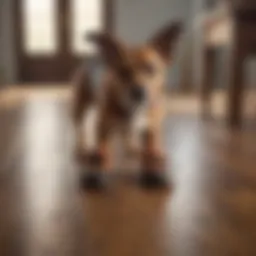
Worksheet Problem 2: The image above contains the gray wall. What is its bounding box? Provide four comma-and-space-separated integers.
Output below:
0, 0, 17, 85
115, 0, 192, 44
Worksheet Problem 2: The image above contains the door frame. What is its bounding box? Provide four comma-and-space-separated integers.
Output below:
13, 0, 115, 83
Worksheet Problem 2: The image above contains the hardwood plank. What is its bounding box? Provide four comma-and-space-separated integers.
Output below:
0, 88, 255, 256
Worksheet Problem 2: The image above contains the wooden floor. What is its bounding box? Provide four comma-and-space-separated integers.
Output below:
0, 87, 255, 256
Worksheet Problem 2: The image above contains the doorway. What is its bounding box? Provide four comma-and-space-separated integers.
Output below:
13, 0, 114, 83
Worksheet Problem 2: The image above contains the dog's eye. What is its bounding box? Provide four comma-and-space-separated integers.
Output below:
141, 62, 156, 75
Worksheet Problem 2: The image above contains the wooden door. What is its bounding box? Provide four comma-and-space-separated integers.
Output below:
14, 0, 114, 83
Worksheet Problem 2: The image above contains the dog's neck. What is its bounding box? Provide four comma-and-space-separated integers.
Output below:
108, 96, 134, 120
99, 71, 139, 120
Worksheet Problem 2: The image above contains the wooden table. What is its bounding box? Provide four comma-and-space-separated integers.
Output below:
197, 1, 256, 127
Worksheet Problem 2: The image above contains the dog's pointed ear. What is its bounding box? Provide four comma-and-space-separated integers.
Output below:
86, 32, 127, 68
149, 22, 183, 63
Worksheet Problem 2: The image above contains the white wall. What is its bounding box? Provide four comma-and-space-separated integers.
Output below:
0, 0, 17, 85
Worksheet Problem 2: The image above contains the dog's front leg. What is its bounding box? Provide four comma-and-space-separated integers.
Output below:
72, 94, 89, 159
87, 117, 112, 171
142, 103, 165, 159
141, 127, 165, 174
81, 118, 112, 190
120, 123, 141, 158
139, 103, 168, 187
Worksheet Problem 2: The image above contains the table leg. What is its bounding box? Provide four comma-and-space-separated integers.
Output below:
200, 48, 216, 117
227, 23, 246, 128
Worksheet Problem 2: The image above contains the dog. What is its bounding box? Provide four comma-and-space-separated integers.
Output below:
72, 21, 182, 184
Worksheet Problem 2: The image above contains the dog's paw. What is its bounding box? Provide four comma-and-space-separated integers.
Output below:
80, 172, 106, 191
140, 149, 168, 189
138, 171, 169, 189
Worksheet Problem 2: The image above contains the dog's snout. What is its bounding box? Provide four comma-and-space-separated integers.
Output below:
130, 86, 145, 102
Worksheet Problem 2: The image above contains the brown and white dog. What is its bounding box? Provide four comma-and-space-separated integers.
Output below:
72, 21, 182, 184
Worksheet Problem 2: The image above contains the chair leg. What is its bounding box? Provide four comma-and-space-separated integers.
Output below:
200, 48, 215, 117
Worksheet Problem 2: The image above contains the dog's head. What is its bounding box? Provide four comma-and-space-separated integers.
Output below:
88, 21, 182, 111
